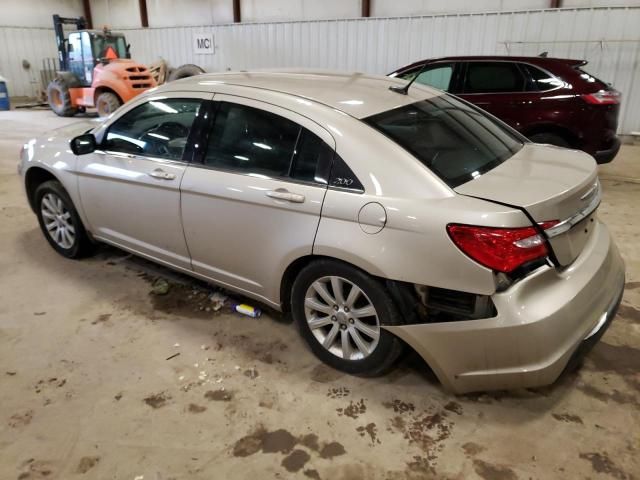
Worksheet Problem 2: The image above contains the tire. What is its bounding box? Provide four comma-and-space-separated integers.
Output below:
96, 92, 122, 117
291, 259, 404, 376
47, 77, 77, 117
34, 180, 94, 259
529, 132, 570, 148
167, 64, 205, 82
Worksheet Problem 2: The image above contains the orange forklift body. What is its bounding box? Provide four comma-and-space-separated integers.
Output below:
69, 59, 156, 108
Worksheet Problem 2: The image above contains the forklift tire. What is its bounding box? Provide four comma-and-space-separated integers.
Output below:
47, 78, 78, 117
96, 92, 122, 117
167, 64, 205, 82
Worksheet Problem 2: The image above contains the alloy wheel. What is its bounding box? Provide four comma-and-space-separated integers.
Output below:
40, 192, 76, 249
304, 276, 380, 360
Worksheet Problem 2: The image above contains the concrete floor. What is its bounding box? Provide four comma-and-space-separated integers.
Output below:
0, 109, 638, 480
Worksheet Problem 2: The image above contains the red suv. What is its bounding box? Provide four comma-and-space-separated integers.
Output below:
389, 56, 621, 163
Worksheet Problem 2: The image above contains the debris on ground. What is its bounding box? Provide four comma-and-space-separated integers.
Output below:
234, 303, 262, 318
209, 291, 228, 311
165, 353, 180, 361
151, 278, 170, 295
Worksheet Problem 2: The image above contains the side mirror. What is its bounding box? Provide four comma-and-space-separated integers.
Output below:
70, 133, 97, 155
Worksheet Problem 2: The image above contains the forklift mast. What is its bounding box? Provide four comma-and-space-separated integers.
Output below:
53, 14, 87, 71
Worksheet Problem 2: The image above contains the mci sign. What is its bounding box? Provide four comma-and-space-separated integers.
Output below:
194, 34, 215, 54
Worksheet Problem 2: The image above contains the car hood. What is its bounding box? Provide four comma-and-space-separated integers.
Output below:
51, 119, 103, 139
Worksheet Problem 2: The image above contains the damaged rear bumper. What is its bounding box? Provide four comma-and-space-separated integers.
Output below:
384, 220, 625, 394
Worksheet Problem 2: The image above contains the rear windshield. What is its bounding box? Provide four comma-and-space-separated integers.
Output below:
365, 95, 524, 188
575, 67, 609, 88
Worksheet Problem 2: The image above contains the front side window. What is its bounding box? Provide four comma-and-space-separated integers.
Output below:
463, 62, 526, 94
399, 63, 454, 92
104, 98, 201, 160
365, 95, 524, 188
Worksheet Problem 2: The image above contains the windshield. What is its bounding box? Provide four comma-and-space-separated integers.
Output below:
91, 34, 128, 59
365, 95, 524, 188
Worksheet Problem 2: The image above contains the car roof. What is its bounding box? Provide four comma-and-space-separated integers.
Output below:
165, 70, 440, 119
391, 55, 585, 73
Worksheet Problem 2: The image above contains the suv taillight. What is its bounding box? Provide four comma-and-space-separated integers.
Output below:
447, 223, 557, 273
581, 90, 620, 105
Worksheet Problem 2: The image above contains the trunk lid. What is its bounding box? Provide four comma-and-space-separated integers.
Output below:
454, 144, 600, 266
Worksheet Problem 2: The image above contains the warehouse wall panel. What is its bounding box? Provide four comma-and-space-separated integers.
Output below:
0, 28, 57, 97
1, 6, 639, 133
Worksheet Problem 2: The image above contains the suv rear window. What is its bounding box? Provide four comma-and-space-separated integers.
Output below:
463, 62, 526, 93
365, 95, 524, 188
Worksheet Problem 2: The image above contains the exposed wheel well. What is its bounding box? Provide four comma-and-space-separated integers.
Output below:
24, 167, 58, 212
280, 255, 320, 312
522, 124, 580, 148
279, 255, 415, 316
280, 255, 378, 312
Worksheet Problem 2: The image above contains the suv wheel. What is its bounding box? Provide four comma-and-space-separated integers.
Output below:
529, 132, 570, 148
35, 180, 94, 258
291, 259, 403, 375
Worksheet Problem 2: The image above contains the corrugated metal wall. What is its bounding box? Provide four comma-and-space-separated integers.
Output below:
1, 6, 639, 133
0, 27, 57, 97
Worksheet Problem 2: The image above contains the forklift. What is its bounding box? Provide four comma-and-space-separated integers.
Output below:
47, 14, 156, 117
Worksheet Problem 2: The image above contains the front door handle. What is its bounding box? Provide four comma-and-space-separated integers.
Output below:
266, 189, 305, 203
148, 169, 176, 180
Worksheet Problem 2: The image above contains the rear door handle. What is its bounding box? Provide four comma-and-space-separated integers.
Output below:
266, 189, 305, 203
148, 169, 176, 180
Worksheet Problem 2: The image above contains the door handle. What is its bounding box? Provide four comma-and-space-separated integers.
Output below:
266, 189, 305, 203
148, 169, 176, 180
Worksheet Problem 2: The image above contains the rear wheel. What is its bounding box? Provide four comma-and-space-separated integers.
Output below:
291, 259, 403, 376
35, 180, 94, 259
96, 92, 122, 117
529, 132, 570, 148
47, 77, 77, 117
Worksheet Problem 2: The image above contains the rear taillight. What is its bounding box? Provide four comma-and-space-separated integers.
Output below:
581, 90, 620, 105
447, 223, 557, 273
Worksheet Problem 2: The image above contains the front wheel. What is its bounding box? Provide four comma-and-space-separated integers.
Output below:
35, 180, 94, 258
96, 92, 122, 117
291, 259, 403, 376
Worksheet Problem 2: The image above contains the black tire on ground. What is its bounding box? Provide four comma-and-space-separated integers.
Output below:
95, 91, 122, 117
529, 132, 571, 148
291, 259, 404, 376
47, 77, 78, 117
167, 64, 205, 82
34, 180, 94, 259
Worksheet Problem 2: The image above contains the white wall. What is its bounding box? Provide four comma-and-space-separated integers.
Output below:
88, 0, 640, 27
372, 0, 549, 17
147, 0, 234, 27
3, 0, 640, 28
0, 0, 82, 28
241, 0, 360, 22
90, 0, 141, 29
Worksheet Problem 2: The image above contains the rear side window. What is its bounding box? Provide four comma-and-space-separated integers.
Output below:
463, 62, 525, 93
365, 95, 523, 188
104, 98, 201, 160
290, 130, 332, 184
204, 102, 300, 177
398, 63, 454, 92
524, 64, 563, 91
